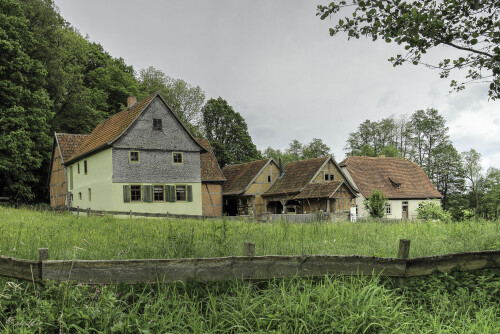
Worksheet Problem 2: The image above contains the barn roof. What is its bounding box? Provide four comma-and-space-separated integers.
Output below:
222, 159, 273, 195
340, 156, 442, 199
65, 93, 205, 165
196, 138, 226, 183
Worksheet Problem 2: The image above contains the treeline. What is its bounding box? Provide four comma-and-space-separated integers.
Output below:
261, 139, 331, 167
345, 109, 500, 220
0, 0, 262, 202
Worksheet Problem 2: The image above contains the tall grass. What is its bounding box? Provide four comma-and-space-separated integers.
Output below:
1, 270, 499, 333
1, 206, 498, 261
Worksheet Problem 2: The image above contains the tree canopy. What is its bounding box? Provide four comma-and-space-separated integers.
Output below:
318, 0, 500, 99
262, 138, 332, 167
202, 98, 261, 168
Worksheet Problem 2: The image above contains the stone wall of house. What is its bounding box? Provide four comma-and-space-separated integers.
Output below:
112, 149, 201, 183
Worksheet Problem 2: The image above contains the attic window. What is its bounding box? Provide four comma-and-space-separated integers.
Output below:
268, 175, 271, 183
129, 151, 140, 163
153, 118, 162, 131
324, 173, 334, 181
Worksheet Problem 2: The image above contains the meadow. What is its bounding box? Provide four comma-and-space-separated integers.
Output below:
1, 206, 499, 261
1, 206, 499, 333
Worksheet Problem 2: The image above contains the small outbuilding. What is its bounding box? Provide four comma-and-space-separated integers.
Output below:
222, 158, 281, 217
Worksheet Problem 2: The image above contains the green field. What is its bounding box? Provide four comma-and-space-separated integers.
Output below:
1, 207, 499, 333
1, 206, 499, 261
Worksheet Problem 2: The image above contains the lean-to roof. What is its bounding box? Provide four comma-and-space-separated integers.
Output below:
294, 181, 344, 200
196, 138, 226, 182
54, 133, 88, 163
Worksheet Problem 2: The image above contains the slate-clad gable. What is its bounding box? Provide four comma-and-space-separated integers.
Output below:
112, 98, 201, 151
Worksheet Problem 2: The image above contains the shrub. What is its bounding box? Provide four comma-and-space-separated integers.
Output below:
364, 190, 388, 218
417, 201, 452, 223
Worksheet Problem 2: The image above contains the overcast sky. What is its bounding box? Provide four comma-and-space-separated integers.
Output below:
53, 0, 499, 170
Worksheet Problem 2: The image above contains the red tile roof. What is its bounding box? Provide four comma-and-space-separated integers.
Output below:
55, 133, 88, 163
222, 159, 271, 195
264, 157, 328, 196
341, 156, 442, 199
66, 93, 157, 164
197, 138, 226, 182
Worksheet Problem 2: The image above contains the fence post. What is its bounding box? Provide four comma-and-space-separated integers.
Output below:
397, 239, 410, 287
130, 210, 132, 218
87, 208, 90, 216
243, 242, 255, 257
37, 248, 49, 289
77, 206, 79, 218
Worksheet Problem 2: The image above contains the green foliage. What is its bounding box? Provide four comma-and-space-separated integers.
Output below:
318, 0, 500, 99
0, 0, 53, 201
364, 190, 388, 218
417, 201, 452, 223
2, 207, 499, 331
262, 138, 331, 167
201, 97, 261, 167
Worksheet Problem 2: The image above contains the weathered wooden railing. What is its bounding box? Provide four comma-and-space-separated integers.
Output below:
0, 240, 498, 285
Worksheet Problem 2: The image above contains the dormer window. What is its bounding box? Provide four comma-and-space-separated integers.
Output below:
153, 118, 162, 131
389, 177, 401, 189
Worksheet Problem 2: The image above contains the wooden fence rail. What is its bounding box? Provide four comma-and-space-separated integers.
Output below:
0, 240, 499, 285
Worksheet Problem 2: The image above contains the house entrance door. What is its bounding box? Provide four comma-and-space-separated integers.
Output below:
402, 202, 408, 220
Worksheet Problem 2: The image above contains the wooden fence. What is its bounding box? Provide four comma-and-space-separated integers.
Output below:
0, 240, 499, 285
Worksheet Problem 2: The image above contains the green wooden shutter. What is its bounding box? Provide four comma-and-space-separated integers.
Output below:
171, 186, 176, 202
165, 185, 175, 202
187, 185, 193, 202
143, 185, 153, 203
123, 185, 130, 203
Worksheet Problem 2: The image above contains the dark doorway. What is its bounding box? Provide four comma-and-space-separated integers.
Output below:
224, 198, 238, 216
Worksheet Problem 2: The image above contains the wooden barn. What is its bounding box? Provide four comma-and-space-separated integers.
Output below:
48, 133, 88, 207
263, 156, 359, 218
222, 158, 281, 217
197, 138, 226, 217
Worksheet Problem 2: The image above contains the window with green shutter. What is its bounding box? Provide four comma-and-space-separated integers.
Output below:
187, 185, 193, 202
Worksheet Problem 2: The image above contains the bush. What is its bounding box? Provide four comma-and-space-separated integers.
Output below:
364, 190, 388, 218
417, 201, 452, 223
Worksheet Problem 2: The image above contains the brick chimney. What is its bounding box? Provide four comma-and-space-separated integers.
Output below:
127, 96, 137, 108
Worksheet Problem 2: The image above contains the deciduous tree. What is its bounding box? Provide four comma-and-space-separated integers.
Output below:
364, 189, 388, 218
318, 0, 500, 99
202, 98, 261, 167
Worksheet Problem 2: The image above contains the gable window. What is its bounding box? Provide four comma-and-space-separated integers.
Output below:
268, 175, 271, 183
176, 185, 186, 201
154, 185, 164, 201
129, 151, 140, 163
84, 160, 88, 174
386, 204, 391, 215
131, 185, 141, 202
324, 173, 334, 181
153, 118, 162, 131
173, 152, 183, 164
